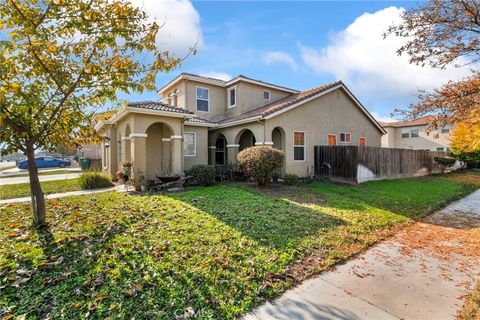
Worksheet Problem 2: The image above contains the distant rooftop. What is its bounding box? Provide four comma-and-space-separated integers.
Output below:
379, 115, 436, 128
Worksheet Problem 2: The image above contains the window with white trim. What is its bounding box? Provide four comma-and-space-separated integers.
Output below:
196, 87, 209, 112
184, 132, 196, 156
293, 131, 305, 161
441, 128, 450, 134
228, 86, 236, 108
263, 90, 270, 101
410, 128, 419, 138
339, 132, 351, 143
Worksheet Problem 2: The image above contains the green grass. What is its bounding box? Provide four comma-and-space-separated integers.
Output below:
0, 169, 79, 178
0, 173, 478, 319
0, 165, 16, 171
0, 179, 82, 199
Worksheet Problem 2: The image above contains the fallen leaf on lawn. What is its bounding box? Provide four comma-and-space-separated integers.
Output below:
94, 295, 110, 301
69, 302, 81, 310
15, 314, 27, 320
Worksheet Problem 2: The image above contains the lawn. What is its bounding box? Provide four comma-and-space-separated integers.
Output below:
0, 179, 82, 199
0, 172, 479, 319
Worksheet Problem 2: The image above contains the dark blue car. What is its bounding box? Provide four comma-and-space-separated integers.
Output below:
17, 157, 71, 170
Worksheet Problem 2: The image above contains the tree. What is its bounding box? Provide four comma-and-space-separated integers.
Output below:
451, 114, 480, 153
0, 0, 184, 227
385, 0, 480, 127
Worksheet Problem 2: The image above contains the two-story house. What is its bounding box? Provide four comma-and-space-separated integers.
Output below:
95, 73, 385, 181
380, 116, 452, 151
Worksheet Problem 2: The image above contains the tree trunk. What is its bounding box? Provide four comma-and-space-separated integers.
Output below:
26, 143, 47, 227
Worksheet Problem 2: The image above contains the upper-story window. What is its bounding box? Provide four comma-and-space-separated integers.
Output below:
263, 90, 271, 101
441, 128, 450, 134
410, 129, 419, 138
228, 86, 236, 108
196, 87, 209, 112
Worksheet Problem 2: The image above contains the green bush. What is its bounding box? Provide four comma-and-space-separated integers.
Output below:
237, 146, 284, 186
79, 171, 113, 190
434, 156, 457, 174
452, 150, 480, 168
187, 164, 216, 186
283, 174, 299, 185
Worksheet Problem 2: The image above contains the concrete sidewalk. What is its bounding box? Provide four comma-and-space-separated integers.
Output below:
0, 186, 124, 204
245, 190, 480, 320
0, 173, 81, 185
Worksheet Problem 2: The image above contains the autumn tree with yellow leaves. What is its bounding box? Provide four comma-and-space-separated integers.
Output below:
386, 0, 480, 154
0, 0, 184, 227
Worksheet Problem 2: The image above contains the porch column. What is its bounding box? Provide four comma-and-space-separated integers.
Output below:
171, 135, 183, 174
227, 144, 240, 164
162, 138, 172, 172
129, 133, 147, 185
121, 136, 131, 162
208, 146, 216, 165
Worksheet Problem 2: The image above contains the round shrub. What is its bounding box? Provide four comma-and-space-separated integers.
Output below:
237, 146, 284, 186
434, 156, 457, 174
283, 174, 299, 186
79, 171, 113, 190
188, 164, 216, 186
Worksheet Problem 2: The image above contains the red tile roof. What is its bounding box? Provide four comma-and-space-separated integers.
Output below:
217, 81, 343, 125
379, 115, 436, 128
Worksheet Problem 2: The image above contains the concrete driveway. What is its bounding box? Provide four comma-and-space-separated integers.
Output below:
0, 173, 81, 185
245, 190, 480, 320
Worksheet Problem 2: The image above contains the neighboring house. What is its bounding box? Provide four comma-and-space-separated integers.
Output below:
95, 73, 385, 180
380, 116, 452, 151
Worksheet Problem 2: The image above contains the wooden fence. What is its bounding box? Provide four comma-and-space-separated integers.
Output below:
314, 146, 448, 183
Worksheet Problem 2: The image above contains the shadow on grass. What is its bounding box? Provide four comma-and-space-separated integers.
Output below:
167, 184, 346, 250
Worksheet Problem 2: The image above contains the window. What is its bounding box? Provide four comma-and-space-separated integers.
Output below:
437, 147, 444, 151
228, 86, 236, 108
263, 90, 271, 101
184, 132, 196, 156
446, 147, 451, 152
196, 87, 209, 112
401, 132, 409, 138
410, 129, 419, 138
327, 134, 336, 146
339, 132, 351, 143
293, 131, 305, 161
359, 137, 366, 146
441, 128, 450, 134
215, 136, 226, 165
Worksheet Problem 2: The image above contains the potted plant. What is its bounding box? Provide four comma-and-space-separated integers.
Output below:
137, 170, 147, 191
122, 161, 133, 182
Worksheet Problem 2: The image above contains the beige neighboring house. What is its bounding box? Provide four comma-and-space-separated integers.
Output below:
95, 73, 385, 182
380, 116, 452, 151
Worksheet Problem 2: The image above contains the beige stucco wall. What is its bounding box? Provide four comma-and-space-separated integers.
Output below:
381, 125, 452, 151
208, 88, 383, 177
183, 125, 208, 171
263, 89, 382, 177
183, 80, 227, 121
225, 81, 291, 118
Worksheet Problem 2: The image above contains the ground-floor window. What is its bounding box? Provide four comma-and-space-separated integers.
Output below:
293, 131, 305, 161
215, 136, 226, 165
359, 137, 366, 146
327, 134, 336, 146
184, 132, 196, 156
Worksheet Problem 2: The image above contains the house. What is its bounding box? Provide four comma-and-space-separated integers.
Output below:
95, 73, 385, 182
380, 116, 452, 151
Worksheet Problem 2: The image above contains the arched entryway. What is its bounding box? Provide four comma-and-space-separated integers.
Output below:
214, 134, 228, 165
272, 127, 286, 175
145, 122, 173, 177
237, 129, 256, 152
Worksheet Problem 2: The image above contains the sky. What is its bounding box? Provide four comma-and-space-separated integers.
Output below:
118, 0, 471, 122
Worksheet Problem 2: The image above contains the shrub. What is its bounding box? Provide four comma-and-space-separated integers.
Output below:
79, 171, 113, 190
452, 150, 480, 169
237, 146, 284, 187
188, 164, 216, 186
284, 174, 299, 185
434, 156, 457, 174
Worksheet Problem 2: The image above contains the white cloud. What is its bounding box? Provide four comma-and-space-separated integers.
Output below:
262, 51, 298, 70
131, 0, 203, 55
371, 111, 395, 123
199, 72, 232, 81
299, 6, 470, 100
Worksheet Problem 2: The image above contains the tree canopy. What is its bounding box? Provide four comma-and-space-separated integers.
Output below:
0, 0, 184, 226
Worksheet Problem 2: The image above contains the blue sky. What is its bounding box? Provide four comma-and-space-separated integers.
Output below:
119, 1, 470, 122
